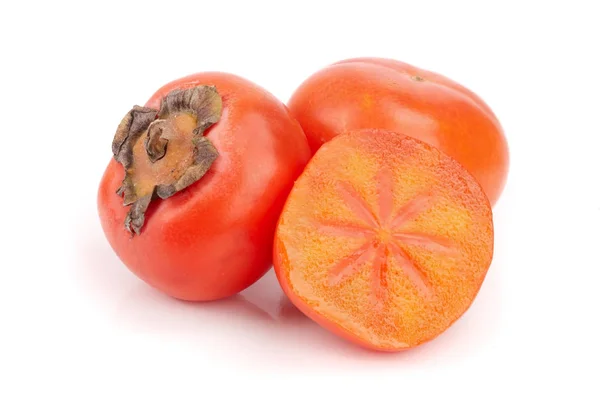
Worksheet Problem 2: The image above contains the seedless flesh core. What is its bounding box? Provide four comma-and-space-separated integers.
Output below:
274, 130, 494, 350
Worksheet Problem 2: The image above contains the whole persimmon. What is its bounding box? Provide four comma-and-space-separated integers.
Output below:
288, 57, 509, 206
98, 72, 311, 301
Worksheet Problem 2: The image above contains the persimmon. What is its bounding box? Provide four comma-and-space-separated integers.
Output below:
98, 72, 311, 301
273, 129, 494, 351
288, 57, 509, 206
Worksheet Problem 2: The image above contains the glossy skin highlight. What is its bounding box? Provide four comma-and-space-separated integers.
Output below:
98, 72, 311, 301
288, 57, 509, 206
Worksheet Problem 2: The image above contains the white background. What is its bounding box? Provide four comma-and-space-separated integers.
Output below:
1, 0, 599, 398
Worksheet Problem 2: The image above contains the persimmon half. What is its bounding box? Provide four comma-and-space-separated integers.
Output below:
273, 129, 494, 351
288, 57, 509, 206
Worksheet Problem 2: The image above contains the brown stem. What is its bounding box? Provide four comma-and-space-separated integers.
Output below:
112, 86, 222, 235
144, 121, 169, 163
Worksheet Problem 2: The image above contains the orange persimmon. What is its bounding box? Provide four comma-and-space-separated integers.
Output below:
273, 129, 494, 351
288, 57, 509, 206
98, 73, 310, 301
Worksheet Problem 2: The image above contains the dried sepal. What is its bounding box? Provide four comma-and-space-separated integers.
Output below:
111, 86, 222, 235
124, 192, 154, 235
155, 137, 219, 199
157, 85, 222, 126
112, 106, 158, 167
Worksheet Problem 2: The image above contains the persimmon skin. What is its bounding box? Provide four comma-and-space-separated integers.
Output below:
274, 129, 494, 351
98, 72, 311, 301
288, 57, 509, 206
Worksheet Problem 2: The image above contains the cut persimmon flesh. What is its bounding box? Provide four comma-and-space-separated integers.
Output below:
273, 129, 494, 351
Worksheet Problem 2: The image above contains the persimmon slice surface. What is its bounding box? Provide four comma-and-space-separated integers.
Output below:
274, 129, 494, 351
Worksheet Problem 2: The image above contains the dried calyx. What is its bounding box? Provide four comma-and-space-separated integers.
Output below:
112, 86, 222, 235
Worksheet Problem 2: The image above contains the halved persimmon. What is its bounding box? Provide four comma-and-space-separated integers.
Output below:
273, 129, 494, 351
